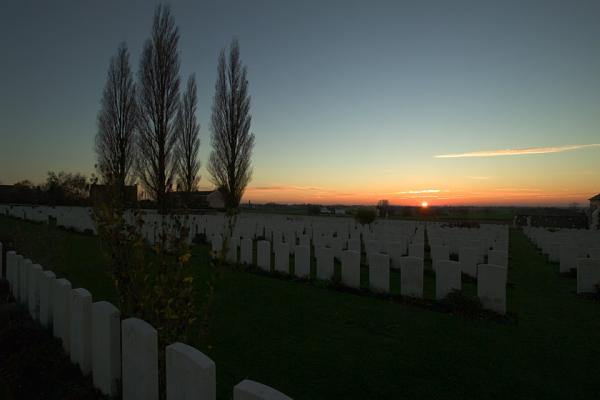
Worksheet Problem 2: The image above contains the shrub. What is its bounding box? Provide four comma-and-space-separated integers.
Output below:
354, 207, 376, 225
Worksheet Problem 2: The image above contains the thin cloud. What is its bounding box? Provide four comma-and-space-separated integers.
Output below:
467, 176, 491, 180
248, 185, 323, 192
434, 143, 600, 158
395, 189, 441, 194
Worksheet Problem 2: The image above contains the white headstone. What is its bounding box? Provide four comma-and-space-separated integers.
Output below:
369, 253, 390, 293
435, 260, 461, 300
477, 264, 507, 314
347, 238, 361, 253
576, 258, 600, 293
70, 288, 93, 374
39, 270, 56, 328
53, 278, 72, 352
19, 258, 32, 304
166, 342, 216, 400
233, 379, 292, 400
241, 238, 253, 265
399, 256, 423, 298
294, 245, 310, 278
408, 242, 424, 259
274, 242, 290, 274
5, 251, 17, 295
92, 301, 121, 397
488, 250, 508, 268
257, 240, 271, 272
559, 245, 577, 273
341, 250, 360, 289
316, 246, 334, 281
387, 241, 404, 268
430, 245, 449, 265
211, 234, 223, 257
299, 234, 310, 248
226, 237, 239, 264
28, 264, 43, 319
459, 247, 477, 278
122, 318, 159, 400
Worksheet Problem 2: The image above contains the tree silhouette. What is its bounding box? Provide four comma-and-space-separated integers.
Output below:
95, 42, 137, 201
136, 4, 181, 214
175, 75, 201, 200
207, 39, 255, 211
377, 199, 390, 218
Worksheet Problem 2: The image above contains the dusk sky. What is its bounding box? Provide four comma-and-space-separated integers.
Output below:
1, 0, 599, 206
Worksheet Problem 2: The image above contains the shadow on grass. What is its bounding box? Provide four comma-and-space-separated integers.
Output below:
0, 280, 111, 400
220, 261, 518, 325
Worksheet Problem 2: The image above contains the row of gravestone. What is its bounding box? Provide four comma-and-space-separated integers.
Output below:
0, 242, 293, 400
209, 237, 508, 315
523, 227, 600, 293
0, 206, 509, 314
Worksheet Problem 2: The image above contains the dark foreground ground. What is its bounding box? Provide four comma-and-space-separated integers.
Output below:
1, 215, 599, 399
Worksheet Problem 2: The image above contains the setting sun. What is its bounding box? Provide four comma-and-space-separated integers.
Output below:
421, 201, 428, 208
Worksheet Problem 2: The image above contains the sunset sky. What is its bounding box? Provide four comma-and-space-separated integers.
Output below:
1, 0, 599, 206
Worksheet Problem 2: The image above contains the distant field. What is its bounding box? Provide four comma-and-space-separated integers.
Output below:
1, 215, 599, 399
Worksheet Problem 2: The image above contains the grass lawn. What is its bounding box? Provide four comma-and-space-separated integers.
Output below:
1, 215, 599, 399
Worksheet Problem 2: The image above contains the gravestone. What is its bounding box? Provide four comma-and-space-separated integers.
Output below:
19, 258, 32, 305
92, 301, 121, 397
459, 247, 477, 278
399, 256, 423, 298
576, 258, 600, 293
28, 264, 43, 320
364, 239, 381, 265
122, 318, 158, 400
241, 238, 253, 265
53, 278, 72, 352
347, 238, 361, 253
408, 242, 424, 259
369, 253, 390, 293
431, 245, 450, 266
341, 250, 360, 289
274, 242, 290, 274
226, 237, 240, 264
435, 260, 461, 300
70, 288, 93, 375
211, 235, 223, 257
5, 251, 17, 295
39, 270, 56, 328
559, 245, 577, 273
387, 241, 404, 268
257, 240, 271, 272
233, 379, 292, 400
294, 245, 310, 278
166, 342, 216, 400
477, 264, 507, 314
488, 250, 508, 268
299, 234, 310, 247
316, 246, 334, 281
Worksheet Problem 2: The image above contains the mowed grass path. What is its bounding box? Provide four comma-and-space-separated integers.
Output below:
1, 215, 599, 399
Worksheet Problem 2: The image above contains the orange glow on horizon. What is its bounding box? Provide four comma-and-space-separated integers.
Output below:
235, 184, 596, 207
